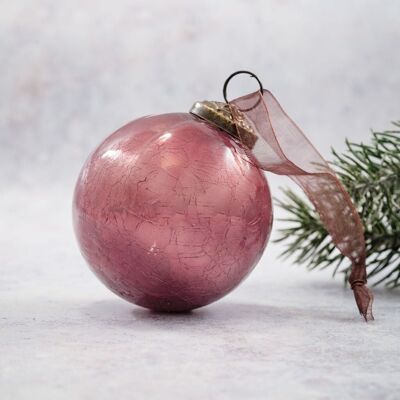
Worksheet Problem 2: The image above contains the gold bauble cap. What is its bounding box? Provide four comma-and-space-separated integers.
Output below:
190, 100, 257, 149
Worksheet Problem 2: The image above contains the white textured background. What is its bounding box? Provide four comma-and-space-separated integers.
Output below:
1, 1, 399, 399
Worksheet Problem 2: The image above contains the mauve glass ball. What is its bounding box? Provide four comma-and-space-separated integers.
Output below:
73, 113, 273, 312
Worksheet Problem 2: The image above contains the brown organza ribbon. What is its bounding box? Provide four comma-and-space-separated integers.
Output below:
229, 90, 374, 321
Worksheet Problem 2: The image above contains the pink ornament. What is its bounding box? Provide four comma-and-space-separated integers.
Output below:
73, 113, 273, 312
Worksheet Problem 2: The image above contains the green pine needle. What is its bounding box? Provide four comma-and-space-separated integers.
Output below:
275, 122, 400, 288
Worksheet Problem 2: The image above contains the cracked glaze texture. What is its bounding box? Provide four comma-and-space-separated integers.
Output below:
73, 113, 273, 311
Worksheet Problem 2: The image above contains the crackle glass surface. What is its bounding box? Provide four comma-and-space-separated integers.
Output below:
73, 113, 273, 311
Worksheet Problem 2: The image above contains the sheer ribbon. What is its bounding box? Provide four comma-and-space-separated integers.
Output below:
230, 90, 374, 321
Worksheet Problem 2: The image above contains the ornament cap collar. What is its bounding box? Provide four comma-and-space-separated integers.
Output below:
190, 100, 257, 149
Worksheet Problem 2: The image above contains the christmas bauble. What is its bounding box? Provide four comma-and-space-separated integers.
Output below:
73, 113, 273, 312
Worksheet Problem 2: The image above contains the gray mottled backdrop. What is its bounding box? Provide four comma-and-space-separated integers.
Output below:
2, 0, 399, 186
1, 1, 400, 399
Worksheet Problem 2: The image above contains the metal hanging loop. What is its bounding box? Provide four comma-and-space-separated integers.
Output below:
222, 70, 264, 103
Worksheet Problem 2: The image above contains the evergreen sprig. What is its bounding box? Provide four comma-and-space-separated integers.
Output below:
275, 122, 400, 287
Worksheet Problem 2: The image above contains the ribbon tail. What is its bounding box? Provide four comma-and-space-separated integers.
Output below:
352, 284, 374, 321
350, 261, 374, 321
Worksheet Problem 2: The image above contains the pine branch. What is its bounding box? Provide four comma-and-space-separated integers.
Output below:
275, 122, 400, 287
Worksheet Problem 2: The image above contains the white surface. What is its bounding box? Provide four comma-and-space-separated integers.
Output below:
2, 187, 400, 400
1, 1, 400, 399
